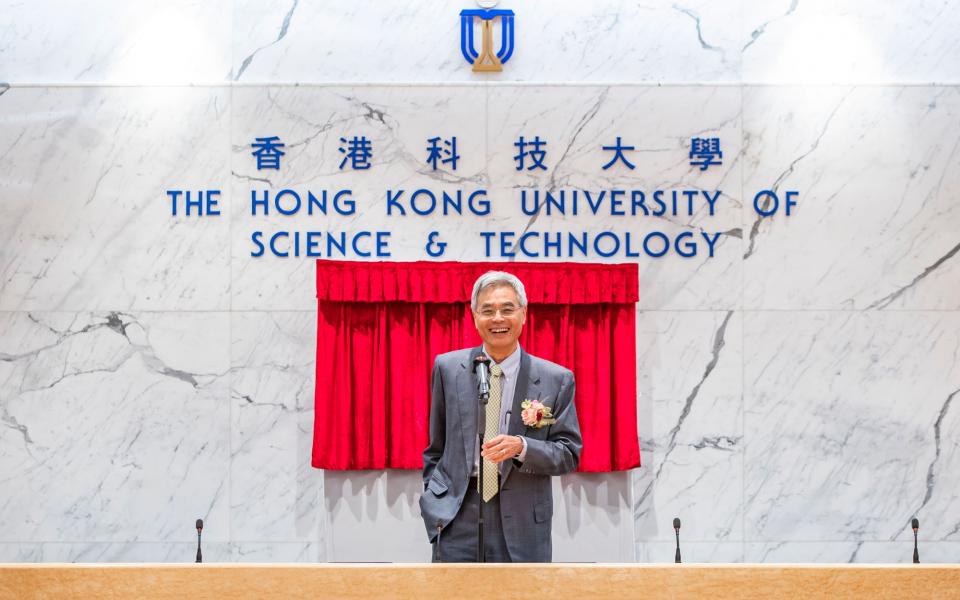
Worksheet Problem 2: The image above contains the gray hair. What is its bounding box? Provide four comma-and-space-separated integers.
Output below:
471, 271, 528, 312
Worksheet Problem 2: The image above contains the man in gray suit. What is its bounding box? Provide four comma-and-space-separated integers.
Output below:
419, 271, 582, 563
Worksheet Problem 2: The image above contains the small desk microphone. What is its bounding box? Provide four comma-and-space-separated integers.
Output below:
673, 517, 682, 563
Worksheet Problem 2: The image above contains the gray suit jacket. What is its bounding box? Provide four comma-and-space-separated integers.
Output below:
419, 346, 582, 562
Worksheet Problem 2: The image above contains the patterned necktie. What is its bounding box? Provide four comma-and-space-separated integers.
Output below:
480, 363, 504, 502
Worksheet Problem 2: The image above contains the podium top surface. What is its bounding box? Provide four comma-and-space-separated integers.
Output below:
2, 563, 958, 600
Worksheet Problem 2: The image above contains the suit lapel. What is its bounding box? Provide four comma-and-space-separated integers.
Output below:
502, 349, 540, 486
455, 346, 485, 476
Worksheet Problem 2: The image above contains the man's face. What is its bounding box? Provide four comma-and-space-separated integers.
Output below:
473, 284, 526, 356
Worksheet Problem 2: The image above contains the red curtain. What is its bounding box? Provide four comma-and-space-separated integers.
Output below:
313, 260, 641, 472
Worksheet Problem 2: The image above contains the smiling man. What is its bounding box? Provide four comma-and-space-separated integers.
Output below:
419, 271, 582, 563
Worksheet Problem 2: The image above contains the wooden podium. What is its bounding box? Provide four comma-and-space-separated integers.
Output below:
2, 564, 958, 599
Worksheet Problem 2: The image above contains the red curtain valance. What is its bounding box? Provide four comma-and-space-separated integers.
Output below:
316, 260, 638, 305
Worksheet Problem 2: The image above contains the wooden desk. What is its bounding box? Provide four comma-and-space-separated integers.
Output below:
1, 564, 958, 599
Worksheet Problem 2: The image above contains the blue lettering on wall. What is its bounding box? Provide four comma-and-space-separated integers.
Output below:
386, 189, 490, 216
478, 230, 724, 259
250, 230, 392, 257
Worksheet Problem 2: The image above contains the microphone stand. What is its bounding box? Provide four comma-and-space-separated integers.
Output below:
674, 529, 681, 563
195, 519, 203, 563
673, 518, 681, 564
913, 523, 920, 564
476, 383, 489, 563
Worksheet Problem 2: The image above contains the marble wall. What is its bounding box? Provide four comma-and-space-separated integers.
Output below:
1, 0, 958, 563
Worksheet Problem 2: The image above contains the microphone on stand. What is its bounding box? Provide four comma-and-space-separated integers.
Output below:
912, 518, 919, 564
673, 517, 682, 563
472, 354, 492, 562
195, 519, 204, 563
473, 355, 491, 400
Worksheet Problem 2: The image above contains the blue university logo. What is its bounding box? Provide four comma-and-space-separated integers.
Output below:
459, 4, 515, 72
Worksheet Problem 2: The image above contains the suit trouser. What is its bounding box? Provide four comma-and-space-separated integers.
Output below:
433, 478, 511, 563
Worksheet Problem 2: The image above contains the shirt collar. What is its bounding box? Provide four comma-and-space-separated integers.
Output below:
482, 344, 521, 378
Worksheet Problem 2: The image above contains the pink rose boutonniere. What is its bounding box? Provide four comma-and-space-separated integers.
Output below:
520, 399, 557, 428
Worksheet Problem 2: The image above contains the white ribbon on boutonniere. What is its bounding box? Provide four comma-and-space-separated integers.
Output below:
520, 399, 557, 428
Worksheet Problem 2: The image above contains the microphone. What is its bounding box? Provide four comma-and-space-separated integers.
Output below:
472, 354, 492, 563
473, 355, 491, 400
912, 518, 919, 564
673, 517, 681, 563
195, 518, 203, 563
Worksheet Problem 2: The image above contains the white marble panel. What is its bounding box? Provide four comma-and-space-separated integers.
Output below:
743, 311, 960, 543
744, 541, 960, 564
639, 541, 744, 563
0, 312, 230, 543
742, 86, 960, 310
0, 0, 232, 84
230, 85, 488, 310
231, 0, 742, 84
742, 0, 960, 84
0, 86, 231, 311
321, 470, 631, 563
634, 311, 744, 548
553, 472, 634, 562
6, 1, 957, 87
0, 542, 233, 563
323, 470, 429, 562
486, 86, 743, 310
230, 311, 322, 544
232, 542, 323, 562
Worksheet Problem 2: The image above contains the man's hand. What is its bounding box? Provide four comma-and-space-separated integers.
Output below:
481, 434, 523, 464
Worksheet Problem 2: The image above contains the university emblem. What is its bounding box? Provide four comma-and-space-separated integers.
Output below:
459, 2, 515, 72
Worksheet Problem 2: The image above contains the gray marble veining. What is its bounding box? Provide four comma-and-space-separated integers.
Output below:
0, 312, 231, 545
